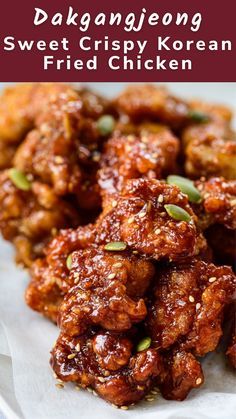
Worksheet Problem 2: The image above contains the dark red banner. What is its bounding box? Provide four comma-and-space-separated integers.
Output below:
0, 0, 235, 81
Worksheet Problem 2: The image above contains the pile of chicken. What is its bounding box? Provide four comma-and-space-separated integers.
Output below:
0, 83, 235, 408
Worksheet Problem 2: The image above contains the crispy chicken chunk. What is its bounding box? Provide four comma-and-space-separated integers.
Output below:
26, 179, 205, 321
98, 128, 179, 195
95, 179, 205, 261
195, 177, 236, 230
58, 247, 155, 335
158, 349, 204, 401
51, 330, 163, 406
0, 171, 79, 266
147, 260, 236, 356
183, 120, 236, 180
25, 225, 93, 320
115, 84, 190, 130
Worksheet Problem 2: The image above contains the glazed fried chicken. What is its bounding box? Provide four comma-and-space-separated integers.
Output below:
58, 247, 155, 336
0, 83, 115, 266
147, 260, 236, 355
195, 177, 236, 230
115, 84, 191, 130
26, 178, 206, 321
146, 260, 236, 400
51, 330, 163, 406
183, 116, 236, 180
98, 128, 179, 195
0, 170, 79, 266
193, 177, 236, 267
95, 179, 205, 261
0, 83, 235, 409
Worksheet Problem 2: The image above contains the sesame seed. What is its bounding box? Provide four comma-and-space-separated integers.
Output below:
158, 194, 164, 203
92, 153, 101, 162
120, 406, 129, 410
189, 296, 195, 303
75, 343, 81, 352
155, 228, 161, 235
56, 383, 64, 389
75, 385, 81, 391
230, 199, 236, 206
67, 353, 76, 359
113, 262, 123, 268
146, 397, 155, 402
55, 156, 64, 164
74, 277, 80, 284
56, 379, 64, 384
112, 200, 118, 208
87, 387, 93, 393
98, 377, 106, 383
137, 385, 145, 390
93, 390, 98, 397
83, 307, 90, 313
151, 390, 158, 395
209, 276, 217, 283
150, 158, 157, 164
196, 377, 202, 385
132, 250, 138, 254
139, 211, 146, 218
103, 370, 110, 377
127, 135, 134, 142
111, 404, 118, 409
53, 372, 58, 379
196, 303, 201, 310
127, 217, 135, 224
107, 273, 116, 280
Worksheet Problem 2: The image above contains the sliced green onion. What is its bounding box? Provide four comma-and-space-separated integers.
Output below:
167, 175, 202, 203
8, 168, 31, 191
104, 241, 127, 251
97, 115, 115, 136
188, 110, 209, 123
66, 253, 73, 270
164, 204, 191, 222
137, 337, 151, 352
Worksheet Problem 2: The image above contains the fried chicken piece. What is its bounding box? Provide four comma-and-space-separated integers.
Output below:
0, 170, 79, 266
58, 247, 155, 336
95, 179, 205, 261
158, 349, 204, 401
0, 84, 35, 143
0, 83, 81, 144
183, 118, 236, 179
26, 179, 206, 321
98, 128, 179, 195
147, 260, 236, 356
25, 225, 94, 320
11, 86, 109, 207
44, 178, 205, 273
51, 330, 163, 406
13, 126, 81, 197
193, 177, 236, 267
115, 84, 191, 130
195, 177, 236, 230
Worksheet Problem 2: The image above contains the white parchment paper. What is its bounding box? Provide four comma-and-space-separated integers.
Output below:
0, 238, 235, 419
0, 83, 235, 419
